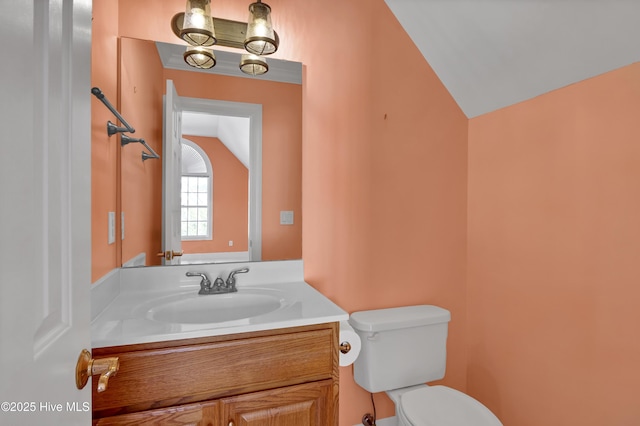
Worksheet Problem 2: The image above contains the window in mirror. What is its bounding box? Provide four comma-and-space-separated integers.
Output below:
181, 139, 213, 240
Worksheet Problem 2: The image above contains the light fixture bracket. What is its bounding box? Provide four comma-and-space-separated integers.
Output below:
171, 13, 279, 51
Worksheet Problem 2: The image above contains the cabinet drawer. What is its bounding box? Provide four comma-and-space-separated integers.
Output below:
93, 327, 336, 418
94, 400, 220, 426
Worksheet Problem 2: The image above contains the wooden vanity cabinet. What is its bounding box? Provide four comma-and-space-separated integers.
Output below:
92, 323, 339, 426
221, 380, 332, 426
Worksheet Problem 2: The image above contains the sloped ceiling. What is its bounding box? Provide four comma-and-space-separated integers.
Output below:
384, 0, 640, 118
182, 112, 250, 168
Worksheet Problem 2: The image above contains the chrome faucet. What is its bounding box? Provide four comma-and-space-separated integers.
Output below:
186, 271, 224, 295
225, 267, 250, 291
186, 268, 249, 295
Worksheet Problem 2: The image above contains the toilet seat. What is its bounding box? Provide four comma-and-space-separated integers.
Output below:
398, 385, 502, 426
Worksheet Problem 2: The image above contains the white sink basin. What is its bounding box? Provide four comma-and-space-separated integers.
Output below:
147, 291, 284, 324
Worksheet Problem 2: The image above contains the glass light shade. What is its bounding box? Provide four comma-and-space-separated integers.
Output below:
181, 0, 216, 47
184, 46, 216, 69
239, 54, 268, 76
244, 1, 278, 55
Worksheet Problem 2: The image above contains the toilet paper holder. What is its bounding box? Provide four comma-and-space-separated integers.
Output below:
338, 321, 361, 367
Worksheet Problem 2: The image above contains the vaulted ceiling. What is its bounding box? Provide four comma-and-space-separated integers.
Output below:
384, 0, 640, 118
182, 112, 250, 168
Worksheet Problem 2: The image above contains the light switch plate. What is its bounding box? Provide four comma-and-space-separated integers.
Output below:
108, 212, 116, 244
280, 210, 294, 225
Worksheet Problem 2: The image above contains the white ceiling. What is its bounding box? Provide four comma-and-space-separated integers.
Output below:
182, 112, 250, 168
384, 0, 640, 118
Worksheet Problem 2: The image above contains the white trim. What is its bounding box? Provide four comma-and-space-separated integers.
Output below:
179, 251, 250, 264
156, 41, 303, 85
122, 252, 147, 268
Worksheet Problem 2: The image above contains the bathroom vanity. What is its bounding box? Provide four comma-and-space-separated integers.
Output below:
90, 261, 347, 425
92, 323, 338, 425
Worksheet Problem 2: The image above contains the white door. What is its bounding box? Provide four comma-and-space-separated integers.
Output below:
162, 80, 184, 265
0, 1, 93, 425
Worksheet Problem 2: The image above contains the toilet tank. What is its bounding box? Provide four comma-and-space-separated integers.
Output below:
349, 305, 451, 393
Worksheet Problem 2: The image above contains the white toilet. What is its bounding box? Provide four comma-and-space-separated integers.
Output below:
349, 305, 502, 426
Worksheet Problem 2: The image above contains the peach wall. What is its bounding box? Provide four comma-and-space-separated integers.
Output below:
468, 63, 640, 425
94, 1, 468, 424
119, 37, 164, 267
91, 0, 119, 281
298, 1, 468, 423
181, 135, 249, 254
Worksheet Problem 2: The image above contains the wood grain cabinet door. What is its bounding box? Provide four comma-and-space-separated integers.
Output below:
94, 400, 220, 426
221, 380, 333, 426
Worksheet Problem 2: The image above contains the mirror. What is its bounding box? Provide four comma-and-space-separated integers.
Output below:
118, 37, 302, 267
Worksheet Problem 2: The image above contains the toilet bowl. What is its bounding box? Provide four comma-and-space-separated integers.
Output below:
349, 305, 502, 426
389, 385, 501, 426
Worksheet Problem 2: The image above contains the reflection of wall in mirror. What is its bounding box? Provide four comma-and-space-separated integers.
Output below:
165, 67, 303, 263
92, 0, 122, 282
119, 37, 164, 269
181, 135, 248, 255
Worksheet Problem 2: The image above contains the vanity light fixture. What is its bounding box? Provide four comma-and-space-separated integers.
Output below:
184, 45, 216, 69
180, 0, 216, 47
239, 53, 268, 76
244, 0, 278, 56
171, 0, 279, 75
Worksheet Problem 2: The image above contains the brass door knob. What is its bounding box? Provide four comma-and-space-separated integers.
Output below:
75, 349, 119, 393
156, 250, 184, 261
228, 421, 235, 426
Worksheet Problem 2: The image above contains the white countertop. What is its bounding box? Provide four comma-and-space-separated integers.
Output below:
91, 261, 348, 348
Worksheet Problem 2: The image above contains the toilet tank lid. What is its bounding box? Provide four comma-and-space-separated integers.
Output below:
349, 305, 451, 332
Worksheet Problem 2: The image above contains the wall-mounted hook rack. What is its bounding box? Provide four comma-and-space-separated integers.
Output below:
91, 87, 135, 134
121, 134, 160, 161
91, 87, 160, 162
107, 121, 131, 136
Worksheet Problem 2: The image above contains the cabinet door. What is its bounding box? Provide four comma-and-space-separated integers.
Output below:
94, 400, 220, 426
222, 380, 333, 426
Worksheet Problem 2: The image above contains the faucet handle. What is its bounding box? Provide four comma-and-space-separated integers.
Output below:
186, 272, 211, 290
226, 267, 250, 288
